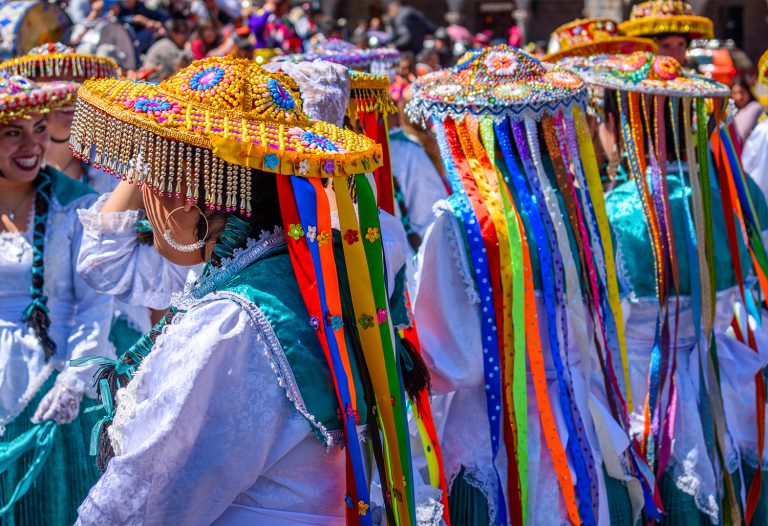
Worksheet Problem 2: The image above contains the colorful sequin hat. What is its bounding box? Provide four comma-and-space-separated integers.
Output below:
406, 44, 587, 124
69, 57, 382, 213
619, 1, 714, 40
545, 18, 658, 62
0, 42, 119, 83
0, 74, 78, 124
274, 38, 401, 71
759, 49, 768, 87
564, 51, 729, 97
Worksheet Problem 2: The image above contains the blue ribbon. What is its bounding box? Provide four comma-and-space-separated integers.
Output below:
433, 118, 508, 526
0, 421, 57, 516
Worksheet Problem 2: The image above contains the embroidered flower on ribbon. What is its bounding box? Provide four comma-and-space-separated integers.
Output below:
358, 501, 369, 517
189, 66, 226, 91
296, 158, 310, 176
308, 315, 320, 331
306, 225, 317, 242
322, 159, 336, 174
317, 231, 330, 246
344, 229, 359, 245
358, 314, 375, 330
327, 314, 343, 331
365, 227, 380, 243
264, 153, 279, 170
344, 403, 360, 423
377, 308, 388, 324
267, 78, 295, 111
287, 223, 304, 240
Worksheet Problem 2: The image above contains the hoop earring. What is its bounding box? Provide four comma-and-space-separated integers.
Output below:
162, 206, 209, 253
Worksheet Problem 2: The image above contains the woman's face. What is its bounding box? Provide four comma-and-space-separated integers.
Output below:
0, 113, 49, 184
47, 106, 75, 140
202, 27, 218, 46
656, 35, 688, 66
142, 187, 207, 266
731, 84, 750, 109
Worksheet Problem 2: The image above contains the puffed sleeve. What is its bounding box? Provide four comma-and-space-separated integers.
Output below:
412, 202, 483, 393
55, 195, 115, 397
75, 299, 306, 526
76, 194, 194, 309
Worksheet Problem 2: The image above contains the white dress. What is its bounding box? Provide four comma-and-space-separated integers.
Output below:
75, 215, 425, 526
742, 119, 768, 204
0, 187, 113, 427
413, 204, 631, 526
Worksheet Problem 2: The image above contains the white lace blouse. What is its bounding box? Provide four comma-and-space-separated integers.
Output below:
0, 190, 113, 428
76, 215, 412, 526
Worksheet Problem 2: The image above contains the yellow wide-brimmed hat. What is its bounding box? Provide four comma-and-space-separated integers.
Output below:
0, 42, 118, 83
545, 18, 658, 62
758, 49, 768, 87
619, 1, 714, 40
70, 57, 382, 212
0, 74, 78, 124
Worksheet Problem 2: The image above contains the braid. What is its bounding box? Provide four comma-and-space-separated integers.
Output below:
22, 171, 56, 360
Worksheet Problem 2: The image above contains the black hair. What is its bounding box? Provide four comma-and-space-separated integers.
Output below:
732, 76, 757, 104
26, 171, 56, 360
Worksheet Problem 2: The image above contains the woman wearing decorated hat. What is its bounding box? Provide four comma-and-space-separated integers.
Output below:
619, 1, 714, 66
0, 74, 114, 525
407, 45, 659, 526
70, 56, 422, 526
573, 51, 768, 525
0, 42, 119, 193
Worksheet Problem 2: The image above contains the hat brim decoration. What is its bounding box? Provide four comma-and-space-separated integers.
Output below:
0, 75, 79, 124
0, 43, 119, 83
759, 49, 768, 87
545, 36, 658, 62
567, 52, 729, 97
406, 45, 588, 125
70, 57, 382, 214
408, 44, 660, 526
274, 38, 401, 71
619, 15, 713, 39
348, 70, 396, 117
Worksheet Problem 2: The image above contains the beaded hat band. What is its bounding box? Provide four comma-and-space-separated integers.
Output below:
759, 49, 768, 88
619, 0, 714, 39
564, 52, 729, 97
70, 57, 382, 215
0, 43, 119, 83
274, 38, 401, 70
545, 18, 658, 62
407, 45, 588, 125
0, 74, 78, 124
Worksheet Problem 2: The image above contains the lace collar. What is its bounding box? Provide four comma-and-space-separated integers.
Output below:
171, 227, 286, 310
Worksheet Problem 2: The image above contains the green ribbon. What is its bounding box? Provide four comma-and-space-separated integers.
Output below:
0, 421, 57, 516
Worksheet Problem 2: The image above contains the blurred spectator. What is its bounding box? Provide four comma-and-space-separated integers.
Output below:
249, 0, 301, 51
472, 30, 491, 49
291, 3, 321, 40
233, 35, 255, 59
508, 26, 522, 48
416, 48, 440, 72
113, 0, 168, 54
68, 0, 116, 22
397, 51, 416, 81
732, 76, 765, 143
143, 18, 190, 81
191, 22, 222, 60
388, 0, 436, 54
191, 0, 236, 29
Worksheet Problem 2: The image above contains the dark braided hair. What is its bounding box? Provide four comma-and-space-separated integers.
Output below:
22, 170, 56, 360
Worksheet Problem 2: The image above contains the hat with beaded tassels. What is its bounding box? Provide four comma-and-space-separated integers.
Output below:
0, 42, 118, 83
0, 74, 78, 124
69, 56, 383, 215
619, 1, 713, 40
72, 56, 415, 526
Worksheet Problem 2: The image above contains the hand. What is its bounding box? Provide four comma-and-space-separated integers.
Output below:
101, 178, 145, 213
32, 384, 82, 425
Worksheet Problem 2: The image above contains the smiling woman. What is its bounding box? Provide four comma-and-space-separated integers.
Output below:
0, 74, 115, 526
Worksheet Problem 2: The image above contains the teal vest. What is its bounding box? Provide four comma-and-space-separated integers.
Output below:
211, 244, 368, 446
45, 165, 97, 205
605, 169, 768, 298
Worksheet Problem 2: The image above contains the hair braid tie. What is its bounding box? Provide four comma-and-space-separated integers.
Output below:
22, 171, 56, 361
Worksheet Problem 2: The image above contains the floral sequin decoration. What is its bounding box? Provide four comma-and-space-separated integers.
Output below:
358, 314, 375, 329
344, 229, 359, 244
365, 227, 380, 243
376, 309, 388, 324
317, 231, 331, 246
288, 223, 304, 240
305, 225, 317, 242
126, 96, 181, 116
189, 66, 226, 91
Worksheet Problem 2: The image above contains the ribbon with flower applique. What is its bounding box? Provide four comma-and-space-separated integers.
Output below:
277, 175, 369, 526
333, 173, 415, 526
